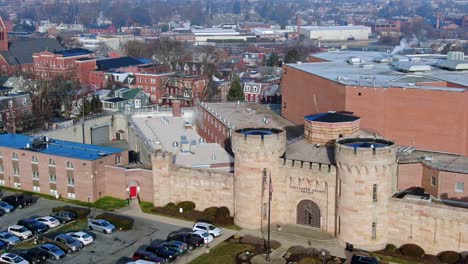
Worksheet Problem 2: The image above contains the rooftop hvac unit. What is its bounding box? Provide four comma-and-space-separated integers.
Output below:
180, 140, 190, 153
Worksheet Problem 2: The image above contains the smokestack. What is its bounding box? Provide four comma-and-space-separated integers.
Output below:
297, 15, 301, 36
172, 100, 181, 117
436, 12, 440, 30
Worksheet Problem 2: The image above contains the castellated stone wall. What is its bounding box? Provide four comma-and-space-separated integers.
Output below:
335, 140, 398, 251
387, 198, 468, 255
304, 119, 360, 145
231, 129, 287, 229
151, 152, 235, 213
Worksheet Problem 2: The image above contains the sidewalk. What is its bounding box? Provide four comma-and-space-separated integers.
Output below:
118, 202, 346, 263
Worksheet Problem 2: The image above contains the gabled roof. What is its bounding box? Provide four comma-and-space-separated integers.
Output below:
121, 88, 141, 100
0, 38, 64, 66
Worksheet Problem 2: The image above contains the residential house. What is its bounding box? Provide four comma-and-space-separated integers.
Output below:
102, 87, 149, 112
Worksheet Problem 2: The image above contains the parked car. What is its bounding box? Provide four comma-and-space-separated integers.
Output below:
54, 234, 82, 253
159, 241, 188, 255
0, 209, 4, 217
11, 248, 49, 264
145, 245, 178, 262
0, 201, 14, 213
66, 231, 94, 246
132, 250, 166, 264
0, 241, 8, 251
50, 211, 76, 224
166, 232, 204, 250
126, 260, 160, 264
35, 216, 60, 229
17, 219, 49, 235
351, 255, 380, 264
7, 225, 33, 240
0, 232, 21, 246
192, 230, 213, 244
88, 219, 116, 234
2, 194, 33, 209
192, 222, 222, 237
37, 244, 65, 260
0, 253, 29, 264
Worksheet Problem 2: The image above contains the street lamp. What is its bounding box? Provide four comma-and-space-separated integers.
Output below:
321, 250, 326, 264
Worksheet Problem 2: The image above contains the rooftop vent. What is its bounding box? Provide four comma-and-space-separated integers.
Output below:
211, 155, 216, 160
346, 57, 362, 65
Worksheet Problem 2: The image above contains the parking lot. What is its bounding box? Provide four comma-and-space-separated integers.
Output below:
0, 193, 203, 264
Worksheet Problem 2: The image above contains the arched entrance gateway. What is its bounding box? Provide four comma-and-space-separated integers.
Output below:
297, 200, 321, 228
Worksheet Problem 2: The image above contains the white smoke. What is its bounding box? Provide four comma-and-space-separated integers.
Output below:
390, 35, 419, 56
97, 11, 105, 26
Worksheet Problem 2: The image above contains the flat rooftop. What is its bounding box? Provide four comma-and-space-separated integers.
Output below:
0, 133, 123, 161
200, 102, 303, 140
398, 149, 468, 174
288, 51, 468, 91
131, 114, 233, 169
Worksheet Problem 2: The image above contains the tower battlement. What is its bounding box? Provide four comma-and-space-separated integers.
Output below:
335, 138, 397, 163
232, 128, 286, 160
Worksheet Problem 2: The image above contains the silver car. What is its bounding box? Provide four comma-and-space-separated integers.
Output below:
0, 232, 20, 246
88, 219, 116, 234
54, 234, 82, 253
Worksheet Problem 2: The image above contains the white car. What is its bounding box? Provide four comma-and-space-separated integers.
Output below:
7, 225, 33, 240
192, 222, 222, 237
36, 216, 60, 228
192, 230, 214, 243
0, 253, 29, 264
126, 260, 157, 264
66, 231, 94, 246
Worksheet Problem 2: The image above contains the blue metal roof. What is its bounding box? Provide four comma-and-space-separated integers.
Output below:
0, 133, 123, 161
54, 48, 93, 57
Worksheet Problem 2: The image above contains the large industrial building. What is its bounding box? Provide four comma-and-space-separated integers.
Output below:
282, 51, 468, 155
301, 26, 371, 41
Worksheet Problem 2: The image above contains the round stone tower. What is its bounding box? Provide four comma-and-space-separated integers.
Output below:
231, 128, 286, 229
335, 138, 397, 251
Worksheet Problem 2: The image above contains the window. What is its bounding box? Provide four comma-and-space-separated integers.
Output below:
49, 158, 55, 166
455, 182, 464, 193
67, 177, 75, 186
49, 174, 57, 183
431, 176, 436, 186
0, 165, 3, 173
338, 179, 341, 197
33, 186, 40, 192
0, 151, 2, 158
13, 182, 21, 188
50, 189, 57, 195
12, 152, 18, 160
371, 222, 376, 240
13, 167, 19, 176
66, 161, 74, 170
67, 192, 76, 199
372, 184, 378, 202
32, 171, 39, 179
32, 156, 38, 164
115, 156, 122, 165
0, 179, 4, 185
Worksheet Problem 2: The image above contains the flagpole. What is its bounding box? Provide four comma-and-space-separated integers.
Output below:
266, 173, 272, 262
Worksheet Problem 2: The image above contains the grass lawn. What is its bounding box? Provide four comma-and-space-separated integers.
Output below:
92, 197, 127, 211
0, 187, 127, 211
190, 241, 255, 264
139, 201, 241, 231
298, 257, 323, 264
13, 219, 88, 250
372, 253, 423, 264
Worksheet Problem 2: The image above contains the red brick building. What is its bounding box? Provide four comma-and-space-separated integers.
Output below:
282, 51, 468, 155
88, 24, 117, 35
162, 75, 209, 106
32, 48, 94, 80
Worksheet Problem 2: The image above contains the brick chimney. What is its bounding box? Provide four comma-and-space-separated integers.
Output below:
0, 17, 9, 51
172, 100, 181, 117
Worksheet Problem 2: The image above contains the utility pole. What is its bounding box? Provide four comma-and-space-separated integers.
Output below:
266, 173, 272, 262
82, 98, 85, 144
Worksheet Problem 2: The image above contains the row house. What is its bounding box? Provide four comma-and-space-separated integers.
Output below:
169, 62, 205, 77
243, 76, 281, 103
124, 72, 175, 103
0, 94, 32, 132
162, 75, 209, 106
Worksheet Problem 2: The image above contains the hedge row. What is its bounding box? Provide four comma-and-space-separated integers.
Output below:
384, 244, 463, 264
95, 212, 134, 231
52, 206, 90, 219
153, 202, 233, 226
